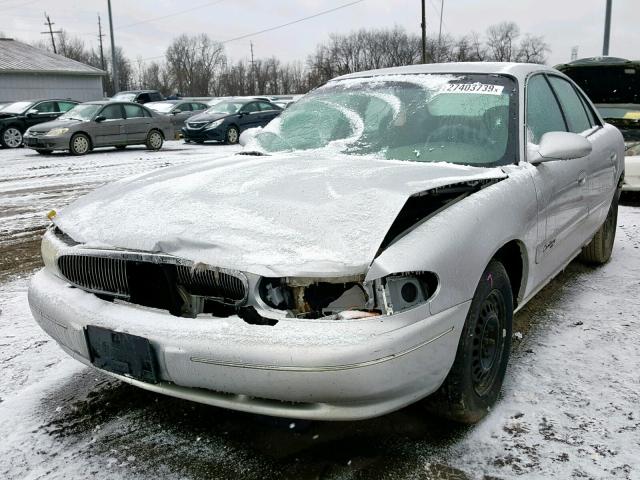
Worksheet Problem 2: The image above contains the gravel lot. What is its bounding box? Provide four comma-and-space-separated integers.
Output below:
0, 142, 638, 479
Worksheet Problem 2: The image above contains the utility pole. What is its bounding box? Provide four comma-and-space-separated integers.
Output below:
571, 46, 579, 61
421, 0, 427, 63
602, 0, 612, 55
98, 14, 106, 72
250, 41, 256, 95
107, 0, 119, 94
437, 0, 444, 62
41, 12, 61, 54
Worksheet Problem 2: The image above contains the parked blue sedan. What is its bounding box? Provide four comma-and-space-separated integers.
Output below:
181, 98, 282, 144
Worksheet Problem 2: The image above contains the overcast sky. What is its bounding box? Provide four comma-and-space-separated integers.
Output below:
3, 0, 639, 68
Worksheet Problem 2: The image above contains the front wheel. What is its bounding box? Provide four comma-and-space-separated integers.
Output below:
1, 127, 23, 148
426, 260, 513, 423
225, 126, 239, 144
69, 133, 91, 155
145, 130, 163, 150
579, 193, 618, 265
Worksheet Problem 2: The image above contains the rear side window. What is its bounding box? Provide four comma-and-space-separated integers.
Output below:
547, 76, 591, 134
150, 92, 163, 102
526, 75, 567, 143
258, 102, 277, 111
124, 104, 146, 118
57, 101, 77, 112
100, 104, 124, 120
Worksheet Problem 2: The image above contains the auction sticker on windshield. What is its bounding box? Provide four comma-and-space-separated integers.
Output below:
441, 83, 504, 95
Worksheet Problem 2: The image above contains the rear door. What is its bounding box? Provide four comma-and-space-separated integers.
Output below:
123, 104, 152, 143
94, 104, 126, 146
526, 74, 589, 268
256, 101, 282, 126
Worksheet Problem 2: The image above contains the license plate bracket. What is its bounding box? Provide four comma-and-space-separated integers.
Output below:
85, 326, 159, 384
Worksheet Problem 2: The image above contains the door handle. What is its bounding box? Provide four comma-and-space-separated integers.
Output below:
577, 172, 587, 186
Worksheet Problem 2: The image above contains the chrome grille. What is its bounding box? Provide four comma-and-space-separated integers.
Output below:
176, 265, 245, 301
58, 255, 129, 297
187, 121, 207, 129
56, 254, 247, 304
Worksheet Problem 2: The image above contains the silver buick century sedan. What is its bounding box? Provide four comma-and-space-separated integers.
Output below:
23, 101, 173, 155
28, 63, 624, 423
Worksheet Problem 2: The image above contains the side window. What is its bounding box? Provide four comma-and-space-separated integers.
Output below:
124, 104, 146, 118
547, 76, 591, 134
526, 75, 567, 144
33, 101, 58, 113
137, 93, 150, 104
258, 102, 276, 111
177, 103, 191, 112
241, 102, 259, 113
100, 104, 124, 120
150, 92, 162, 102
57, 101, 77, 112
576, 89, 599, 128
191, 103, 206, 111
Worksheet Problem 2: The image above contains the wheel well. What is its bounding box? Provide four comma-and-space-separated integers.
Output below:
493, 240, 526, 308
149, 128, 164, 139
70, 131, 93, 148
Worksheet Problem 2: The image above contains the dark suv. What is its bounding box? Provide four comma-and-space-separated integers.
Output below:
111, 90, 164, 104
556, 57, 640, 191
0, 99, 79, 148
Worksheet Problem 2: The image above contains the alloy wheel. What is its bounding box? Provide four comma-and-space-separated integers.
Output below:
3, 128, 22, 148
73, 135, 89, 154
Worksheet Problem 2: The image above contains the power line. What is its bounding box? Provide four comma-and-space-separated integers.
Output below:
137, 0, 367, 63
219, 0, 366, 44
115, 0, 226, 30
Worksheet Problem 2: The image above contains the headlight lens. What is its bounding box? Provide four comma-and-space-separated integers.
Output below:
45, 128, 69, 137
204, 119, 224, 130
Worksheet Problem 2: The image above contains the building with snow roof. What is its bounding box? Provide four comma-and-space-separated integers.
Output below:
0, 38, 105, 102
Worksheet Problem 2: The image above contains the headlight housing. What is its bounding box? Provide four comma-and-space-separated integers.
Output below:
258, 271, 438, 319
41, 228, 62, 277
45, 128, 69, 137
204, 119, 224, 130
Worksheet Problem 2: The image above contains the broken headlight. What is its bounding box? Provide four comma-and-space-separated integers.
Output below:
258, 272, 438, 319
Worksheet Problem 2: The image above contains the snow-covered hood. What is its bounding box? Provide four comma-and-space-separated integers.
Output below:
54, 152, 507, 277
187, 111, 230, 124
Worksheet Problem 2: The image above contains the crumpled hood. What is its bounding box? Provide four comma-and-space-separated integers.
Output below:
54, 152, 507, 277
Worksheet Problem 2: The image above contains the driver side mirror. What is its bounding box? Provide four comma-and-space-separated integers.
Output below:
26, 109, 38, 118
95, 115, 106, 123
172, 109, 182, 114
530, 131, 592, 164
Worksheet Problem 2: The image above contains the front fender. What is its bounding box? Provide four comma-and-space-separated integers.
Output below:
366, 165, 539, 315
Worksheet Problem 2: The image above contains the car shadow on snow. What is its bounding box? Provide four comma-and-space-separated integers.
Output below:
36, 368, 474, 480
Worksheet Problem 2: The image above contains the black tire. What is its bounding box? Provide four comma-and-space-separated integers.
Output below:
145, 130, 163, 150
225, 125, 239, 144
35, 149, 53, 155
426, 260, 513, 423
579, 193, 618, 265
69, 133, 91, 156
115, 145, 127, 150
1, 126, 23, 148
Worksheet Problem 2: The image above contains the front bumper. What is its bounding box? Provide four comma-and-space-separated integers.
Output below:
23, 133, 70, 150
623, 155, 640, 191
181, 126, 224, 142
28, 268, 469, 420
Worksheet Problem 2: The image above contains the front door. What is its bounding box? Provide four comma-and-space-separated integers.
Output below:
94, 104, 126, 146
526, 74, 589, 272
25, 101, 61, 128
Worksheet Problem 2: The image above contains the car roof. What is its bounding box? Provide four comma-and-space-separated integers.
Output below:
115, 90, 160, 94
79, 100, 149, 106
5, 98, 78, 103
147, 100, 181, 104
332, 62, 558, 82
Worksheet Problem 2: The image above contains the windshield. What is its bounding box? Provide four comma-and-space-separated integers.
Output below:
206, 101, 244, 115
250, 74, 517, 167
562, 66, 640, 104
59, 104, 102, 121
146, 102, 175, 113
112, 93, 136, 102
2, 101, 34, 114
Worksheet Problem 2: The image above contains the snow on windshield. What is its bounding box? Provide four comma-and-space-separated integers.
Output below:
146, 102, 175, 113
248, 73, 516, 167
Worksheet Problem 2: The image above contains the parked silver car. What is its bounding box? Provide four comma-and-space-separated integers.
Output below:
28, 63, 624, 422
23, 101, 173, 155
145, 100, 208, 131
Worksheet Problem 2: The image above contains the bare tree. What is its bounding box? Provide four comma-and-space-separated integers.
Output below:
516, 34, 550, 64
165, 34, 226, 96
486, 21, 520, 61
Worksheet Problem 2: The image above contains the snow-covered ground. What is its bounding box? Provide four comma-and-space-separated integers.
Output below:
0, 143, 639, 479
